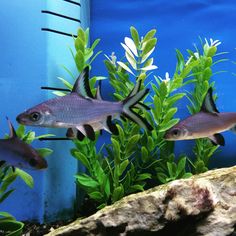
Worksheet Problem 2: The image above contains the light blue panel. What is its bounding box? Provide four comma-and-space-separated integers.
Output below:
90, 0, 236, 168
0, 0, 89, 223
43, 0, 89, 222
0, 1, 47, 221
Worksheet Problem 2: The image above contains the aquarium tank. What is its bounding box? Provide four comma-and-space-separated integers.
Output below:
0, 0, 236, 235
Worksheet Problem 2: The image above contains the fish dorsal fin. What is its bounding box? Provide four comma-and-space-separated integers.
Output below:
208, 133, 225, 146
72, 66, 94, 98
6, 117, 17, 138
95, 81, 103, 100
201, 87, 219, 113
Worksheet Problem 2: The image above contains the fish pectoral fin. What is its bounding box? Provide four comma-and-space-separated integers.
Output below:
208, 133, 225, 146
66, 128, 75, 139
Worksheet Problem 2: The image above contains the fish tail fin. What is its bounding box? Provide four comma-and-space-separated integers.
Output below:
122, 88, 153, 131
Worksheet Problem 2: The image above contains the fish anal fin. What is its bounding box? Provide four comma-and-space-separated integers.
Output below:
201, 87, 219, 113
83, 124, 95, 141
106, 116, 119, 135
208, 133, 225, 146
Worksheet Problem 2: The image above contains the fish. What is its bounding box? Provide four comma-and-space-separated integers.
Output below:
164, 87, 236, 146
0, 117, 47, 169
16, 67, 153, 141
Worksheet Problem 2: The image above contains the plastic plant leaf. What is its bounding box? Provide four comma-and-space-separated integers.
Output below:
111, 138, 121, 165
117, 61, 135, 76
159, 118, 179, 132
0, 212, 15, 221
141, 65, 158, 71
125, 52, 137, 70
53, 91, 67, 97
91, 38, 101, 51
16, 125, 25, 139
121, 43, 136, 60
36, 148, 53, 158
130, 26, 140, 47
89, 191, 104, 202
176, 157, 187, 177
75, 51, 85, 72
118, 160, 129, 176
71, 150, 90, 170
75, 174, 100, 189
15, 168, 34, 188
112, 185, 124, 203
57, 77, 73, 90
143, 29, 156, 42
136, 173, 151, 181
141, 38, 157, 57
141, 47, 155, 63
0, 189, 15, 203
124, 37, 138, 56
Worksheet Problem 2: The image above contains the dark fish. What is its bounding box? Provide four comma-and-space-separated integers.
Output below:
164, 87, 236, 146
16, 67, 152, 141
0, 118, 47, 169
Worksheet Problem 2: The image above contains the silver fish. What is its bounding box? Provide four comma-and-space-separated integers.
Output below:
164, 87, 236, 146
0, 118, 47, 169
16, 67, 152, 141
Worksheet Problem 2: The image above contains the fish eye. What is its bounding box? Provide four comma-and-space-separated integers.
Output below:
172, 129, 181, 137
29, 112, 41, 122
29, 158, 37, 167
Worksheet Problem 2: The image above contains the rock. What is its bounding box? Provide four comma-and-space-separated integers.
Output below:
46, 166, 236, 236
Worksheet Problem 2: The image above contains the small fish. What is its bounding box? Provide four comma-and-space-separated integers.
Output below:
16, 67, 153, 141
164, 87, 236, 146
0, 118, 47, 169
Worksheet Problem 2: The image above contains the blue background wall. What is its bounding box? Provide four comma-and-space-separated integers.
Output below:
90, 0, 236, 168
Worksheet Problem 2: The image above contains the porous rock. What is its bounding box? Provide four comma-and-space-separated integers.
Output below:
46, 166, 236, 236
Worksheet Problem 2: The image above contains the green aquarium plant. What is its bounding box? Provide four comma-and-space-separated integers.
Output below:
56, 27, 225, 210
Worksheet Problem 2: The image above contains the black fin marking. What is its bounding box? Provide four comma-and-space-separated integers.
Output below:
134, 102, 150, 110
201, 87, 219, 113
209, 133, 225, 146
122, 88, 153, 131
76, 130, 85, 141
83, 124, 95, 141
72, 66, 94, 98
95, 81, 103, 100
6, 117, 17, 138
41, 87, 71, 92
66, 128, 75, 139
106, 116, 119, 135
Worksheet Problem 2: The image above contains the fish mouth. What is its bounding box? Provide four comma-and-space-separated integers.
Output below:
16, 114, 27, 125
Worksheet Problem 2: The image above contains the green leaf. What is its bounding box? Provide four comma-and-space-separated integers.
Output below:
130, 184, 144, 192
182, 173, 193, 178
52, 91, 67, 97
91, 39, 101, 51
175, 49, 185, 72
117, 61, 135, 76
77, 28, 86, 44
88, 191, 104, 202
112, 185, 124, 203
125, 52, 137, 70
125, 134, 140, 156
130, 26, 140, 47
176, 157, 186, 177
0, 212, 15, 221
75, 37, 85, 53
152, 95, 162, 122
15, 168, 34, 188
72, 150, 90, 170
1, 173, 17, 194
36, 148, 53, 157
75, 51, 85, 72
143, 29, 156, 42
141, 38, 157, 58
141, 146, 149, 163
159, 81, 168, 100
136, 173, 151, 181
0, 189, 15, 203
57, 77, 73, 90
119, 160, 129, 176
75, 174, 100, 189
163, 108, 177, 123
111, 138, 121, 165
16, 125, 25, 139
159, 118, 179, 132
